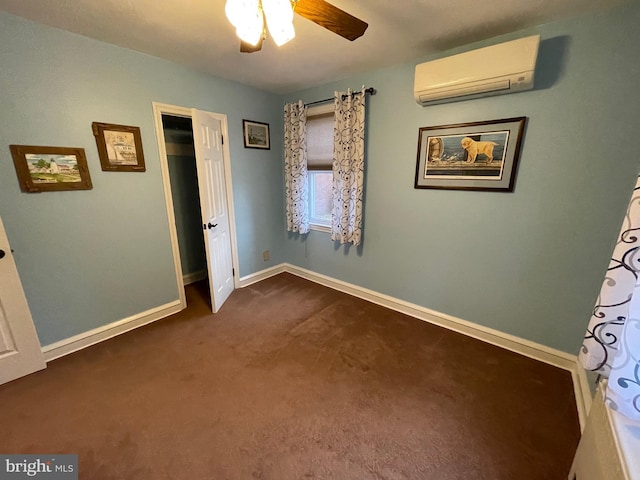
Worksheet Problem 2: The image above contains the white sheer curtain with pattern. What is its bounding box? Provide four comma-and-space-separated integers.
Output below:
580, 176, 640, 421
284, 101, 309, 234
331, 89, 366, 246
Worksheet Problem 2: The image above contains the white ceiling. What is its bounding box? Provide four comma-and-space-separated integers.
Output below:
0, 0, 628, 94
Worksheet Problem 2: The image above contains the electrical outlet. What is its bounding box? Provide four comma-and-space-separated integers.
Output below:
263, 250, 270, 261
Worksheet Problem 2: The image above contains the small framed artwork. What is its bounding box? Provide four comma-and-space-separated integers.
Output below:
243, 120, 270, 149
10, 145, 93, 193
92, 122, 146, 172
415, 117, 526, 192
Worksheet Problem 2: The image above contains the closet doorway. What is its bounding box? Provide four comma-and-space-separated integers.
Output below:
162, 115, 207, 287
153, 103, 239, 313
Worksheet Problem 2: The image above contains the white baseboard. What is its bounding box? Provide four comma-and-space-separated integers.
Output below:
183, 269, 207, 285
237, 264, 286, 288
42, 299, 183, 362
281, 262, 589, 429
40, 264, 285, 363
572, 360, 593, 430
284, 264, 575, 366
39, 260, 591, 429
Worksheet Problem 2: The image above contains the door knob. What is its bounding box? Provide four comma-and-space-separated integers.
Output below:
207, 223, 218, 229
0, 249, 5, 259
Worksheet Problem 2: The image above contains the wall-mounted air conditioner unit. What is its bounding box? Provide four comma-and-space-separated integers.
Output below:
414, 35, 540, 105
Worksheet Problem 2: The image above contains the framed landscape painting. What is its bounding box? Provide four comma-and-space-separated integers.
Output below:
92, 122, 146, 172
10, 145, 93, 193
414, 117, 526, 192
243, 120, 270, 149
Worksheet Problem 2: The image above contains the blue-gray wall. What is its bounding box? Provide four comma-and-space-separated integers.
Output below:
2, 3, 639, 355
0, 12, 284, 346
282, 2, 640, 354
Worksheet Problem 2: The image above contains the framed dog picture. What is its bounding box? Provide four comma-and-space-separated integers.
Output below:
415, 117, 526, 192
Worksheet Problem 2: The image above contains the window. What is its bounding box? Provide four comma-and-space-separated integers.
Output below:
306, 105, 334, 231
309, 171, 332, 227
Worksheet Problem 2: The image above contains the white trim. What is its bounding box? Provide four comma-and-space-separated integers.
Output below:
152, 102, 190, 309
183, 269, 207, 285
570, 381, 637, 480
42, 300, 182, 362
152, 102, 242, 300
238, 264, 286, 288
285, 263, 575, 365
573, 360, 593, 430
575, 362, 593, 410
607, 380, 640, 479
39, 258, 591, 428
309, 224, 331, 233
280, 262, 589, 428
41, 264, 282, 362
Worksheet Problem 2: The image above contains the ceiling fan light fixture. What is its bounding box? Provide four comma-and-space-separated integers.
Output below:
235, 17, 263, 46
226, 0, 264, 46
262, 0, 295, 46
230, 0, 368, 53
262, 0, 294, 23
268, 21, 295, 46
225, 0, 254, 28
249, 0, 296, 46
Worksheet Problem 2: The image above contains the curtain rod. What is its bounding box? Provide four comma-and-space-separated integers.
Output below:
305, 87, 376, 107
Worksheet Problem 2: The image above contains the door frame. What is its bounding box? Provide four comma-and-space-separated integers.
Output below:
152, 102, 240, 307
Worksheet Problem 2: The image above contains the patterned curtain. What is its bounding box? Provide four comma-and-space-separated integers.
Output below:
331, 89, 366, 246
579, 175, 640, 421
284, 101, 309, 234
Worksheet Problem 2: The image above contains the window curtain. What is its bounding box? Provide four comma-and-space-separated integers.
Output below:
579, 175, 640, 421
284, 101, 309, 234
331, 88, 366, 246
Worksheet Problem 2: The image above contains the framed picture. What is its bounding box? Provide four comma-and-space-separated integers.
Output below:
10, 145, 93, 193
415, 117, 526, 192
243, 120, 270, 149
92, 122, 146, 172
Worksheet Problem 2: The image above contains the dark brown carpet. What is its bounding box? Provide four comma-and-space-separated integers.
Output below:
0, 273, 580, 479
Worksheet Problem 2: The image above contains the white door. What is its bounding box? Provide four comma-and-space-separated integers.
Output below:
191, 109, 235, 312
0, 217, 46, 384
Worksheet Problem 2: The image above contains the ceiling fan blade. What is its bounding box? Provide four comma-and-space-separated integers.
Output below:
294, 0, 368, 41
240, 35, 264, 53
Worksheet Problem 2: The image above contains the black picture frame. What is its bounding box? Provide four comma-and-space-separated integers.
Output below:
242, 120, 270, 150
415, 117, 526, 192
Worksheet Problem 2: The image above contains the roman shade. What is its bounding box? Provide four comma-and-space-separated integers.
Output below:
306, 112, 334, 171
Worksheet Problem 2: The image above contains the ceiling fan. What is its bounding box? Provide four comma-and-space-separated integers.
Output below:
225, 0, 368, 53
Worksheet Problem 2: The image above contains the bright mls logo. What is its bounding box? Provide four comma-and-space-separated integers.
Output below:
0, 455, 77, 479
